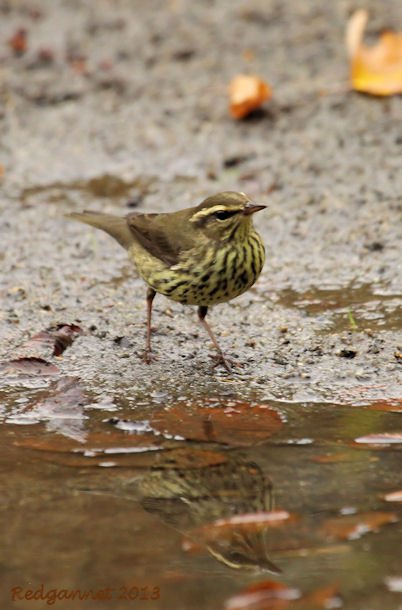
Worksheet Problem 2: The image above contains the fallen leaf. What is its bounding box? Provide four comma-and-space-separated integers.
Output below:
151, 400, 283, 446
15, 427, 160, 452
301, 585, 342, 609
20, 323, 84, 357
366, 399, 402, 413
0, 357, 60, 376
224, 582, 342, 610
354, 432, 402, 445
321, 511, 398, 541
383, 490, 402, 502
224, 580, 300, 610
6, 376, 86, 440
385, 576, 402, 593
229, 74, 272, 119
8, 28, 28, 55
346, 10, 402, 95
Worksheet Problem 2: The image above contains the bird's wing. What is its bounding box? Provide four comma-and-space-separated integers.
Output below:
127, 211, 196, 267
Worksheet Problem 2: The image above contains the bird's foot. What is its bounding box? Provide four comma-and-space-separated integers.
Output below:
210, 352, 242, 372
142, 349, 159, 364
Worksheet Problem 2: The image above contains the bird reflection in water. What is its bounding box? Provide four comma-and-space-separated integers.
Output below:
125, 450, 281, 574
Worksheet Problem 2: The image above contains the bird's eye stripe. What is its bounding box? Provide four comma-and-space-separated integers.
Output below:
190, 205, 241, 223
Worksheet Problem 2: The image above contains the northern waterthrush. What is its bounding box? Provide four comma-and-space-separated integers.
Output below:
68, 191, 266, 369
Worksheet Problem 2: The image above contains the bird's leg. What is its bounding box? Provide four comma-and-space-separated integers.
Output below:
197, 306, 231, 371
143, 287, 157, 363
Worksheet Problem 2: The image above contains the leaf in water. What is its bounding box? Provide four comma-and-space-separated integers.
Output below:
311, 453, 354, 464
151, 401, 283, 446
207, 511, 295, 532
197, 510, 293, 546
0, 357, 60, 376
300, 585, 342, 609
321, 511, 398, 541
149, 447, 229, 469
15, 426, 164, 468
385, 576, 402, 593
346, 10, 402, 95
354, 432, 402, 445
383, 490, 402, 502
224, 580, 300, 610
366, 399, 402, 413
15, 428, 161, 452
9, 376, 86, 441
229, 75, 272, 119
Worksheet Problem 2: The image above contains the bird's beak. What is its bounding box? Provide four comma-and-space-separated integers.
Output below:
242, 202, 267, 216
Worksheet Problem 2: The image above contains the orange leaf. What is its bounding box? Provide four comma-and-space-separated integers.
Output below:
346, 10, 402, 95
383, 490, 402, 502
224, 580, 300, 610
8, 28, 28, 55
321, 511, 398, 541
229, 75, 272, 119
151, 400, 283, 446
354, 432, 402, 445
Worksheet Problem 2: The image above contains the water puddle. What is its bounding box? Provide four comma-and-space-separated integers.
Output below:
1, 379, 402, 609
276, 283, 402, 332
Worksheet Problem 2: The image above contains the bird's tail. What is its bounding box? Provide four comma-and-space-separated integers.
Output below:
67, 211, 134, 250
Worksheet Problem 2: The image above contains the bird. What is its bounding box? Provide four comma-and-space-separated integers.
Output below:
67, 191, 266, 369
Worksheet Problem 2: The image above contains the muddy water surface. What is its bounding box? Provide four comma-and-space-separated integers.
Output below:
1, 0, 402, 609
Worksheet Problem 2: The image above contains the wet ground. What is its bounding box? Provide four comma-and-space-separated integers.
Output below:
1, 1, 402, 609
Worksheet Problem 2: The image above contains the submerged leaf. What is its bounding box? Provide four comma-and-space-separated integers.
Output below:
321, 511, 398, 541
224, 582, 342, 610
224, 580, 300, 610
151, 400, 283, 446
383, 490, 402, 502
354, 432, 402, 445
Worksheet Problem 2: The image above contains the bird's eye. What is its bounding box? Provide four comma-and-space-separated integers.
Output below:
227, 552, 246, 565
214, 210, 238, 221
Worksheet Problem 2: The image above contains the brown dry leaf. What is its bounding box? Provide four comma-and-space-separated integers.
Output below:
15, 428, 159, 453
300, 585, 342, 609
383, 490, 402, 502
229, 75, 272, 119
366, 399, 402, 413
149, 446, 229, 469
354, 432, 402, 445
0, 357, 60, 376
8, 28, 28, 55
151, 400, 283, 446
321, 511, 398, 541
346, 10, 402, 95
14, 424, 164, 468
20, 323, 84, 357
